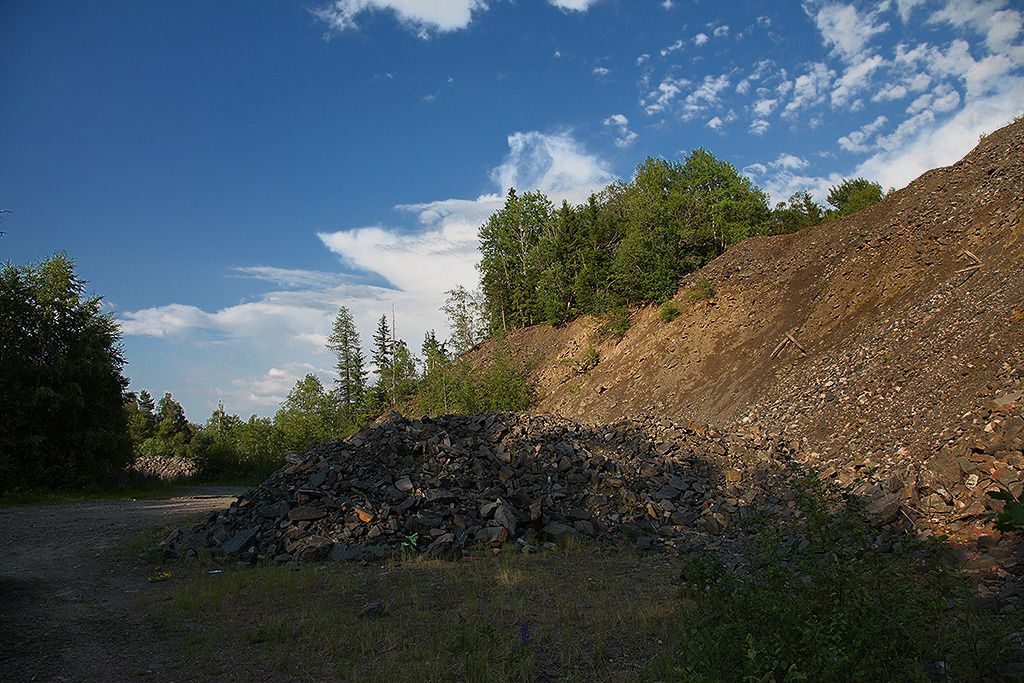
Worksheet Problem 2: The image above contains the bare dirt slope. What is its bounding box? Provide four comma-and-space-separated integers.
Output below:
480, 118, 1024, 476
0, 488, 244, 682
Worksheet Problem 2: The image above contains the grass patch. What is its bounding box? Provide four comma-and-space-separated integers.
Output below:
597, 306, 631, 340
144, 481, 1022, 682
659, 300, 681, 322
684, 276, 715, 302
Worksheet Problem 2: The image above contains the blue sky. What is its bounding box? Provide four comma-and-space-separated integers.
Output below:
2, 0, 1022, 420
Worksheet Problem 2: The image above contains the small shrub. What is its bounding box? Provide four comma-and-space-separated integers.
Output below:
575, 347, 600, 374
685, 277, 715, 302
659, 301, 680, 322
987, 487, 1024, 532
598, 306, 631, 339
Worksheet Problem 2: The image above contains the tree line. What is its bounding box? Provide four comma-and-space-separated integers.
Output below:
120, 286, 526, 482
0, 147, 883, 492
477, 149, 883, 333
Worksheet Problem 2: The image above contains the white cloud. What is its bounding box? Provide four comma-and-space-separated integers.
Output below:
549, 0, 602, 10
770, 153, 810, 170
636, 53, 650, 65
713, 25, 730, 38
682, 73, 730, 120
749, 118, 771, 135
694, 32, 709, 46
312, 0, 488, 38
230, 266, 352, 290
831, 54, 886, 107
753, 98, 778, 116
853, 77, 1023, 190
806, 1, 888, 62
661, 39, 684, 57
736, 79, 751, 95
896, 0, 927, 22
604, 113, 638, 148
642, 76, 690, 115
783, 62, 835, 117
872, 82, 908, 101
806, 1, 892, 62
929, 0, 1024, 58
706, 116, 724, 129
837, 114, 889, 152
592, 66, 611, 77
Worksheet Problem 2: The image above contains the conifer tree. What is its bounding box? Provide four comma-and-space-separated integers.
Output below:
326, 305, 366, 419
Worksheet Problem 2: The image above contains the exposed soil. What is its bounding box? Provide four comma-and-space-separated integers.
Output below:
477, 117, 1024, 488
0, 488, 244, 682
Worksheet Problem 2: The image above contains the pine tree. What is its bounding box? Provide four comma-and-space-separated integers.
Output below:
371, 314, 393, 407
326, 306, 366, 419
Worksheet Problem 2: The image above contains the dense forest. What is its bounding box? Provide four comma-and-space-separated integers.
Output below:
0, 152, 884, 491
476, 150, 883, 334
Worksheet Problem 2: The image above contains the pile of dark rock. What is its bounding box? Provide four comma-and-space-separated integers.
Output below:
161, 412, 809, 564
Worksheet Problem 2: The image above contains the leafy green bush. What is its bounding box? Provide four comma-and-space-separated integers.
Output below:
668, 476, 1019, 681
659, 301, 681, 322
685, 276, 715, 302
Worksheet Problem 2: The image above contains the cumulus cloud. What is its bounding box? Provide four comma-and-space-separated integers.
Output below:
770, 153, 810, 170
312, 0, 488, 38
592, 66, 611, 78
783, 62, 835, 117
749, 118, 771, 135
682, 73, 731, 120
694, 32, 709, 46
604, 113, 638, 148
853, 77, 1023, 189
806, 1, 891, 62
831, 54, 886, 107
642, 76, 690, 115
837, 114, 889, 152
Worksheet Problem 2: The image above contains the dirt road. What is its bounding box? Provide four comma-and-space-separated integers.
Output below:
0, 488, 244, 682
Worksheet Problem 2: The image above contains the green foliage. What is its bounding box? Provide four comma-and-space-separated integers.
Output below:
418, 340, 532, 416
478, 188, 554, 334
598, 305, 631, 339
442, 286, 483, 356
326, 305, 366, 421
574, 346, 600, 374
0, 253, 133, 492
986, 487, 1024, 532
685, 276, 715, 302
475, 149, 773, 338
659, 300, 681, 322
274, 374, 339, 454
826, 178, 884, 217
769, 191, 825, 235
669, 476, 1018, 681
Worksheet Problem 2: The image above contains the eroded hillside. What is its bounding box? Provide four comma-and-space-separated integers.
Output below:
475, 118, 1024, 472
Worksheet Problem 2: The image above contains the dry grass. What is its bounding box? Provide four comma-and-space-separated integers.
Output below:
151, 543, 682, 682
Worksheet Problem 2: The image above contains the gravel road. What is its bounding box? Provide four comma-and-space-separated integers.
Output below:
0, 488, 244, 682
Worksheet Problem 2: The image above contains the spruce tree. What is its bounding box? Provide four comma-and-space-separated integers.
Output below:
371, 314, 393, 407
326, 305, 366, 419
